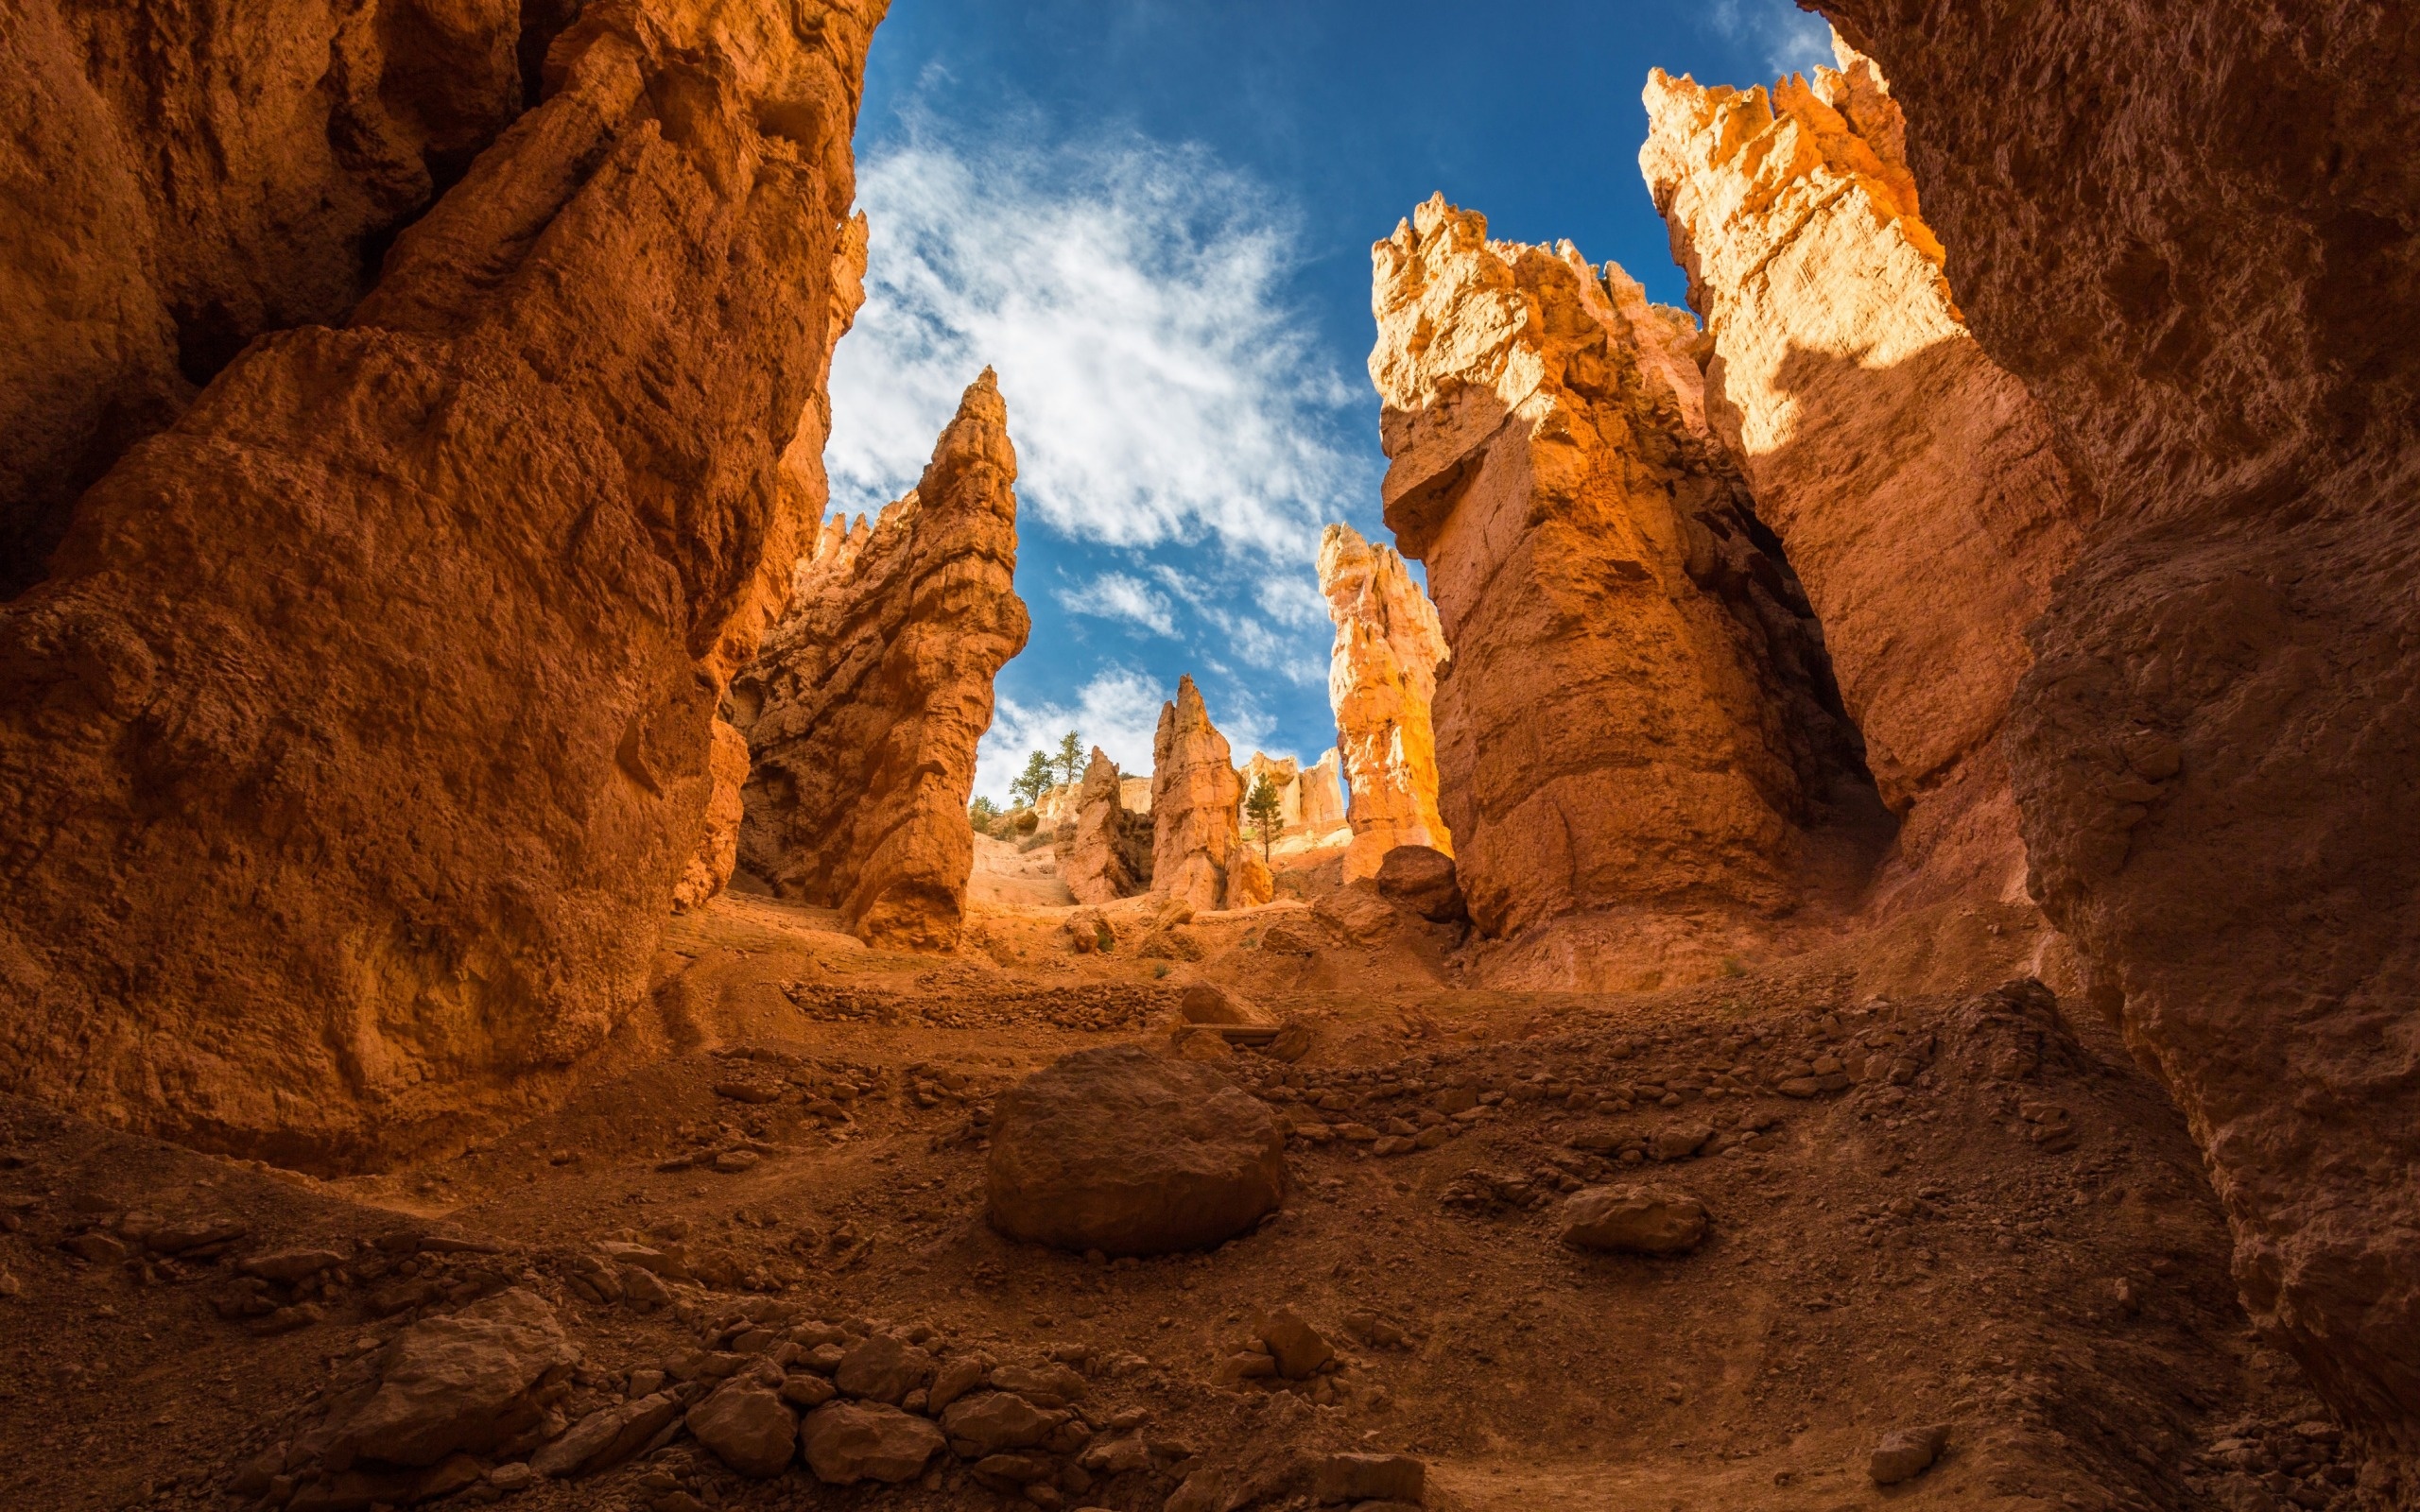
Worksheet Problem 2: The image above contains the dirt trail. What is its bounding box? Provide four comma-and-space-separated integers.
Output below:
0, 890, 2349, 1512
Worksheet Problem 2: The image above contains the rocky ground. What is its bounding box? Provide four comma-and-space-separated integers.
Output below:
0, 885, 2360, 1512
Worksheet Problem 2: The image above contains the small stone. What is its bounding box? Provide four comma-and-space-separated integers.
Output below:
1314, 1452, 1426, 1503
712, 1080, 784, 1104
1374, 846, 1465, 923
1869, 1424, 1950, 1485
336, 1289, 579, 1468
1259, 1307, 1333, 1380
926, 1355, 988, 1413
1557, 1185, 1709, 1256
1649, 1124, 1714, 1161
687, 1380, 797, 1477
798, 1400, 947, 1485
529, 1393, 682, 1478
988, 1362, 1086, 1407
712, 1149, 761, 1174
1178, 984, 1261, 1024
485, 1462, 535, 1492
835, 1334, 934, 1404
942, 1392, 1062, 1457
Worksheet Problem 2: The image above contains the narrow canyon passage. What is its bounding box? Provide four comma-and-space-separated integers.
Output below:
0, 1, 2413, 1511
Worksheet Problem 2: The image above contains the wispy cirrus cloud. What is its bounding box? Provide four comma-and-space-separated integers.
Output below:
826, 119, 1370, 562
1056, 572, 1178, 638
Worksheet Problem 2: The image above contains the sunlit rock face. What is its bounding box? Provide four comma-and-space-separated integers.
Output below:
1317, 524, 1451, 883
734, 370, 1029, 952
0, 0, 890, 1171
1299, 748, 1347, 831
1813, 0, 2420, 1468
1149, 676, 1243, 913
1639, 43, 2086, 913
0, 0, 541, 599
1366, 195, 1875, 945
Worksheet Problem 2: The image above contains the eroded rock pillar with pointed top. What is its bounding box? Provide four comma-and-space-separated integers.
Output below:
733, 370, 1029, 952
1149, 676, 1243, 913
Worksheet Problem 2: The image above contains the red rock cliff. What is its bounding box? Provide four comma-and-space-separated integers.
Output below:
1814, 0, 2420, 1473
1367, 195, 1876, 951
733, 369, 1029, 952
1639, 45, 2087, 915
0, 0, 890, 1170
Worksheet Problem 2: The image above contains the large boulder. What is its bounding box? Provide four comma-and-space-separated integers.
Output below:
686, 1377, 796, 1478
986, 1044, 1287, 1256
334, 1289, 579, 1468
1374, 845, 1466, 923
1556, 1185, 1709, 1256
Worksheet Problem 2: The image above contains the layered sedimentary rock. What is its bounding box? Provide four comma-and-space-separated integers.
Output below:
1812, 0, 2420, 1470
1063, 747, 1151, 904
1639, 46, 2085, 909
1299, 748, 1347, 831
1317, 523, 1451, 882
733, 370, 1029, 950
1367, 196, 1873, 940
0, 0, 889, 1169
1149, 677, 1242, 913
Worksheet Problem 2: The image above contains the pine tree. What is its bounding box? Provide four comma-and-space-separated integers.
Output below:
1244, 774, 1285, 863
1011, 749, 1055, 808
1055, 730, 1084, 786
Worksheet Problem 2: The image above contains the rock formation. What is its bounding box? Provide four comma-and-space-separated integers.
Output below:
1063, 747, 1151, 904
1812, 0, 2420, 1469
1299, 747, 1347, 830
1149, 676, 1243, 913
1237, 751, 1304, 830
732, 370, 1029, 951
1639, 46, 2086, 911
1366, 196, 1876, 942
1317, 524, 1451, 882
0, 0, 888, 1170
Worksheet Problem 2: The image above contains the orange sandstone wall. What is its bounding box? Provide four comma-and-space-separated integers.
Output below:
1639, 45, 2087, 914
1815, 0, 2420, 1474
0, 0, 890, 1170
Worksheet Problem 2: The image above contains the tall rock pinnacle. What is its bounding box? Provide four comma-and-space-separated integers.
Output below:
734, 369, 1030, 952
1317, 523, 1451, 882
1149, 676, 1243, 913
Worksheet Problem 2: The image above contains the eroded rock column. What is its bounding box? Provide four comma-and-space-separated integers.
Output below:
1317, 523, 1451, 882
1639, 46, 2085, 911
1811, 0, 2420, 1465
1367, 196, 1872, 942
1064, 747, 1150, 904
733, 370, 1029, 951
1149, 676, 1242, 913
0, 0, 890, 1170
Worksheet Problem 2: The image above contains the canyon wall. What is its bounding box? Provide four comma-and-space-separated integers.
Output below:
1812, 0, 2420, 1476
734, 370, 1029, 951
1367, 197, 1875, 943
0, 0, 889, 1169
0, 0, 553, 597
1317, 523, 1452, 882
1150, 676, 1242, 912
1299, 747, 1346, 831
1638, 46, 2086, 912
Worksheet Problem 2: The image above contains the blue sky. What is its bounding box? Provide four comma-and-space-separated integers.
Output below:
824, 0, 1836, 802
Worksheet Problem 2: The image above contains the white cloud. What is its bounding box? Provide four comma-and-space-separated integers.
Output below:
1709, 0, 1835, 77
1253, 572, 1329, 628
826, 123, 1369, 561
1056, 572, 1177, 637
977, 666, 1168, 802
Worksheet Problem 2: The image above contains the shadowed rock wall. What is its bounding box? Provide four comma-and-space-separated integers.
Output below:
734, 370, 1029, 952
0, 0, 890, 1170
1813, 0, 2420, 1475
